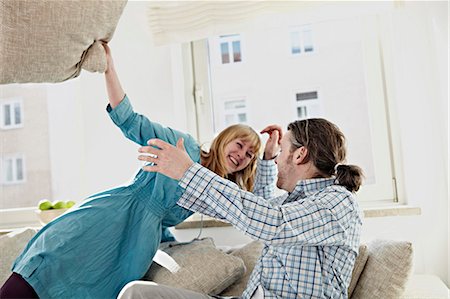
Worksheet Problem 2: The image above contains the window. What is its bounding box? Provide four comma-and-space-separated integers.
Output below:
219, 34, 242, 64
290, 25, 314, 55
295, 91, 321, 119
1, 155, 25, 184
1, 98, 23, 129
190, 14, 397, 202
223, 99, 248, 127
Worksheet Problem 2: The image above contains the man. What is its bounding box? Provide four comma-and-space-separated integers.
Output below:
125, 118, 363, 299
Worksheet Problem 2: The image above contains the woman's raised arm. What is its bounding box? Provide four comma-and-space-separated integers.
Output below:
103, 43, 125, 109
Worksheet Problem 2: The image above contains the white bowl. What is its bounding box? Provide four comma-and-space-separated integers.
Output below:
35, 208, 68, 225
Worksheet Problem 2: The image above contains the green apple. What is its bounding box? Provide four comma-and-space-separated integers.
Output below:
52, 200, 67, 209
66, 201, 76, 208
38, 199, 53, 211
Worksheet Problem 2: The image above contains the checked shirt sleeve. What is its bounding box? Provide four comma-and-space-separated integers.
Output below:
178, 164, 359, 246
252, 158, 277, 199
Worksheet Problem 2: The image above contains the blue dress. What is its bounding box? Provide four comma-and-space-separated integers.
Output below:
12, 96, 200, 299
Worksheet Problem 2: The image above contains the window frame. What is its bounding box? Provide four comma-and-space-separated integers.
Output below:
1, 154, 26, 185
294, 90, 321, 120
222, 97, 249, 127
0, 97, 24, 130
290, 24, 315, 56
218, 34, 243, 65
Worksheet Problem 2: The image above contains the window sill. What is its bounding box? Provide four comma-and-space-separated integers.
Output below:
0, 205, 422, 233
361, 205, 421, 218
175, 204, 422, 230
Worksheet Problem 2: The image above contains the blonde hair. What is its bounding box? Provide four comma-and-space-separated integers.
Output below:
201, 124, 261, 191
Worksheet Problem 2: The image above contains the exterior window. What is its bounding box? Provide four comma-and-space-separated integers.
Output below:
290, 31, 302, 54
296, 91, 320, 119
223, 99, 247, 127
290, 25, 314, 55
232, 41, 242, 62
219, 35, 242, 64
194, 15, 396, 202
220, 42, 230, 64
297, 106, 307, 119
1, 155, 25, 184
1, 98, 23, 129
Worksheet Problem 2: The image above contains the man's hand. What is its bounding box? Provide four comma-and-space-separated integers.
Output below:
138, 138, 194, 180
261, 124, 283, 160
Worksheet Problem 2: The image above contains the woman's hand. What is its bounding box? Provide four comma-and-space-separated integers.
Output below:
261, 124, 283, 160
138, 138, 194, 180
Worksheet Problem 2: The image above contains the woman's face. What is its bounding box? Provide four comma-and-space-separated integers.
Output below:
223, 138, 255, 174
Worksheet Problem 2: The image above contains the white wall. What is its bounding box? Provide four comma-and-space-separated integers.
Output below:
49, 1, 448, 285
49, 2, 189, 199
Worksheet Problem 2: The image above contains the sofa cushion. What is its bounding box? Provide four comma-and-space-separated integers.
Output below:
220, 241, 264, 296
0, 0, 127, 84
0, 228, 39, 285
144, 238, 246, 296
348, 244, 369, 297
351, 239, 413, 299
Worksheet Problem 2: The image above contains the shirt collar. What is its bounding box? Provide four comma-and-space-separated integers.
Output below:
287, 177, 337, 200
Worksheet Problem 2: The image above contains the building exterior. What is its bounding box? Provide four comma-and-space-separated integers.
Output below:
206, 17, 376, 184
0, 85, 52, 209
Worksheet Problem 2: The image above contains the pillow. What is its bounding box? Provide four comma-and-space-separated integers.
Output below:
220, 241, 264, 297
351, 239, 413, 299
0, 228, 38, 285
143, 238, 246, 296
347, 244, 369, 297
0, 0, 127, 84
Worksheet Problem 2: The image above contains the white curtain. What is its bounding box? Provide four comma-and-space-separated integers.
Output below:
147, 1, 318, 45
147, 1, 400, 45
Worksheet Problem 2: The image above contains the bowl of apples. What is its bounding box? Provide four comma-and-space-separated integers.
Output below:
35, 199, 76, 225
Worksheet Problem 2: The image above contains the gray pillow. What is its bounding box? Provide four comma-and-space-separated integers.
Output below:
351, 239, 414, 299
0, 0, 127, 84
220, 241, 264, 297
348, 244, 369, 297
144, 238, 246, 296
0, 228, 38, 285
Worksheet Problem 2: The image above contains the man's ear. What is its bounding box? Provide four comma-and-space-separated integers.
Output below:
292, 147, 307, 165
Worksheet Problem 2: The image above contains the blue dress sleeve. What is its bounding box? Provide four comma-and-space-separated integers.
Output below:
107, 95, 200, 161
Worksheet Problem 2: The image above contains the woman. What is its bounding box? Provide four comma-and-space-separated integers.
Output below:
0, 45, 280, 299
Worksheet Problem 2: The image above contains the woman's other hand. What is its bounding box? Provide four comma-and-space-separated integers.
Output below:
138, 138, 194, 180
261, 124, 282, 160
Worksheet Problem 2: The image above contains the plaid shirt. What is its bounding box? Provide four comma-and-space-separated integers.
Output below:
178, 162, 362, 299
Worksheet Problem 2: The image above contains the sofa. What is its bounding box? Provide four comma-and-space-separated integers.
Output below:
1, 228, 449, 298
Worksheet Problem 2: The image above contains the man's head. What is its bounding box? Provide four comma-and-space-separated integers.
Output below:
275, 118, 363, 192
